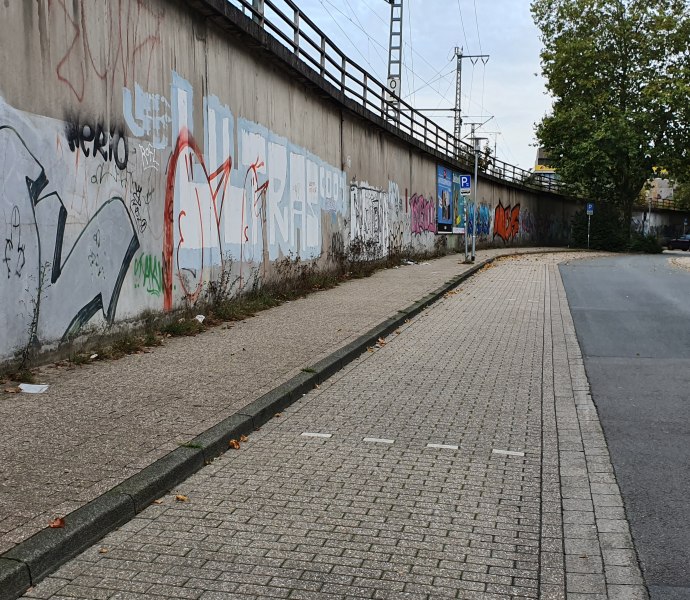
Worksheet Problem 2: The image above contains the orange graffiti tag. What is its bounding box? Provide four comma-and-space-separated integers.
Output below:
494, 201, 520, 242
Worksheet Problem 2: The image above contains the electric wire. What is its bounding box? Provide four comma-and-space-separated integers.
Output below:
403, 64, 455, 98
318, 0, 386, 72
472, 0, 483, 55
319, 0, 455, 105
407, 0, 416, 104
356, 0, 456, 94
455, 0, 470, 51
308, 1, 517, 167
342, 0, 383, 68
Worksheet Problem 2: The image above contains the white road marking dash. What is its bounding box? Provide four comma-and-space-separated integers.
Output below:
301, 432, 332, 438
427, 443, 459, 450
492, 449, 525, 457
363, 437, 395, 444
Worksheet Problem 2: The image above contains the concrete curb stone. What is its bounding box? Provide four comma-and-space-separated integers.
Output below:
0, 494, 133, 599
0, 254, 503, 600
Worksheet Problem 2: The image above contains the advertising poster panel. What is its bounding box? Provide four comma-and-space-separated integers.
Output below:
452, 172, 465, 234
436, 165, 453, 234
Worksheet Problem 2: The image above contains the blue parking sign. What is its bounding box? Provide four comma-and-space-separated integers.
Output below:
586, 202, 594, 215
460, 175, 471, 196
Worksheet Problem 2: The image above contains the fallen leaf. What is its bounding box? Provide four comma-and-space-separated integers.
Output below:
377, 337, 386, 346
274, 413, 282, 418
175, 494, 189, 502
404, 319, 410, 324
48, 517, 65, 528
367, 347, 374, 352
314, 384, 320, 389
228, 439, 241, 449
4, 387, 21, 394
239, 435, 249, 443
99, 547, 109, 554
152, 499, 164, 505
395, 329, 401, 334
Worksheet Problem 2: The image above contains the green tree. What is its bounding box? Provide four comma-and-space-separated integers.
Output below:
673, 181, 690, 210
478, 143, 494, 172
531, 0, 690, 235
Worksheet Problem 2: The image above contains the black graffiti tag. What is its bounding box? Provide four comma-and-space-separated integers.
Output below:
129, 181, 148, 234
65, 119, 129, 170
3, 206, 26, 278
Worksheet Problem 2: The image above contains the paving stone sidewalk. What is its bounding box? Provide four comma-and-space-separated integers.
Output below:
0, 247, 554, 556
21, 253, 647, 599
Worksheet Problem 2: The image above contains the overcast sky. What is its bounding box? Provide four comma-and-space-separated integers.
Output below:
291, 0, 552, 170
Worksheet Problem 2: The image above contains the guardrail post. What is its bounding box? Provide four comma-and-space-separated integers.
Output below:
363, 73, 368, 109
341, 56, 346, 92
294, 9, 300, 52
241, 0, 555, 194
252, 0, 264, 27
320, 36, 326, 77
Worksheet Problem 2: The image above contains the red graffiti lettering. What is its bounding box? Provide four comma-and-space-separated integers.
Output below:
50, 0, 163, 103
163, 128, 231, 310
493, 201, 520, 242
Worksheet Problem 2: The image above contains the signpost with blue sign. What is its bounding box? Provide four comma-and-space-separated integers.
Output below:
452, 173, 465, 235
586, 203, 594, 248
460, 175, 471, 196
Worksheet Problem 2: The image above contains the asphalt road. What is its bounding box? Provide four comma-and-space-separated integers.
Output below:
560, 251, 690, 600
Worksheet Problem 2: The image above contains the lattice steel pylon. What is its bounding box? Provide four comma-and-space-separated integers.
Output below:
385, 0, 404, 122
453, 47, 463, 145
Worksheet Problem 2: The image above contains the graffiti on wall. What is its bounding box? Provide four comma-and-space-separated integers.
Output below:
133, 252, 163, 296
466, 202, 492, 240
388, 181, 404, 254
50, 0, 164, 103
0, 119, 139, 358
65, 117, 129, 170
123, 84, 171, 149
164, 127, 232, 308
410, 193, 435, 235
149, 73, 347, 308
350, 182, 389, 255
348, 180, 432, 255
494, 201, 521, 242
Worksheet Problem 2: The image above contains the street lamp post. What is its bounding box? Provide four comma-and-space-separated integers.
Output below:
647, 195, 653, 236
470, 128, 487, 261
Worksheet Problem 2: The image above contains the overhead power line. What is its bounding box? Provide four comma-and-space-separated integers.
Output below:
473, 0, 483, 54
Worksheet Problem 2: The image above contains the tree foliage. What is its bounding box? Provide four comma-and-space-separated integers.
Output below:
673, 181, 690, 210
531, 0, 690, 230
478, 143, 494, 171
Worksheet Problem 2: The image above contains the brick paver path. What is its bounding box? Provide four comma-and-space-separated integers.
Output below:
0, 248, 550, 555
21, 253, 647, 599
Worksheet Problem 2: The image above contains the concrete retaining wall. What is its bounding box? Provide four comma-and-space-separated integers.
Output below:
0, 0, 576, 362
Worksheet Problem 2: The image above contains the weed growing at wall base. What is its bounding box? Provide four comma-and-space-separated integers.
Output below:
2, 245, 455, 377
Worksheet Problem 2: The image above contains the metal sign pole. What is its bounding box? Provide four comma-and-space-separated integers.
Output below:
464, 202, 469, 261
471, 144, 478, 261
587, 214, 591, 249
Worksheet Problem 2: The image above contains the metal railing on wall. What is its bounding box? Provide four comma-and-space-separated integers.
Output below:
227, 0, 562, 193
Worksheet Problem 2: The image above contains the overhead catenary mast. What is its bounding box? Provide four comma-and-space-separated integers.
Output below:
453, 49, 489, 157
384, 0, 404, 122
